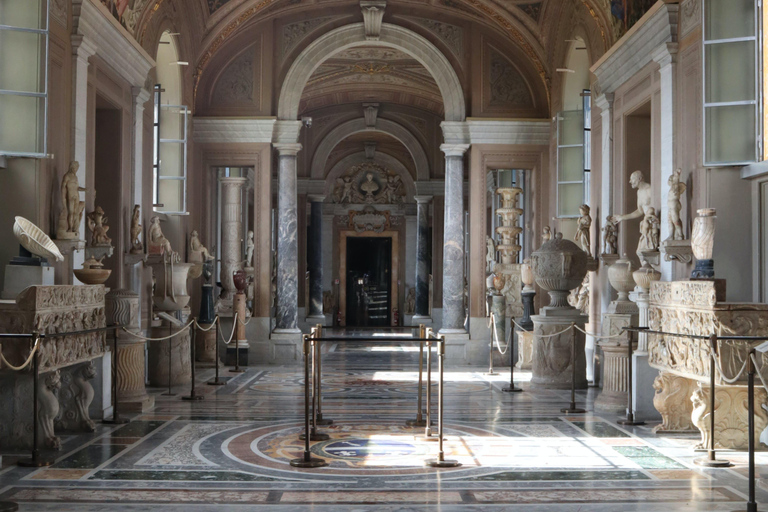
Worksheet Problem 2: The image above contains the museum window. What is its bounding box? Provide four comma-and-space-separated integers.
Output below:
153, 30, 188, 214
0, 0, 50, 158
556, 108, 587, 218
703, 0, 760, 165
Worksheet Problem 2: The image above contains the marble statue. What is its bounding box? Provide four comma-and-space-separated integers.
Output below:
189, 230, 214, 261
542, 226, 551, 241
602, 216, 618, 255
245, 230, 254, 267
56, 161, 86, 240
148, 216, 175, 258
130, 204, 143, 254
40, 370, 62, 449
667, 168, 686, 241
86, 206, 111, 246
574, 204, 591, 254
336, 177, 354, 204
384, 175, 401, 204
639, 206, 660, 253
405, 286, 415, 315
361, 173, 379, 202
610, 170, 653, 256
485, 236, 496, 274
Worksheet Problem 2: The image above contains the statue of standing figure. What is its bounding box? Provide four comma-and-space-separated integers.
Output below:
574, 204, 591, 254
602, 216, 618, 255
610, 170, 655, 258
639, 206, 661, 253
245, 230, 254, 267
667, 168, 687, 241
56, 161, 86, 240
86, 206, 111, 246
130, 204, 143, 254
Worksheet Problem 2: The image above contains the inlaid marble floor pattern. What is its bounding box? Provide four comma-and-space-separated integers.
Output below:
0, 341, 764, 511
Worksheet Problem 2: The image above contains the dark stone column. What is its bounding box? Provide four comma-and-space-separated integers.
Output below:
413, 195, 432, 320
307, 195, 325, 321
274, 143, 301, 333
440, 144, 469, 334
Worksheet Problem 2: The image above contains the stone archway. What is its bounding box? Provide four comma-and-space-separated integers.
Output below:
277, 23, 465, 122
311, 118, 430, 181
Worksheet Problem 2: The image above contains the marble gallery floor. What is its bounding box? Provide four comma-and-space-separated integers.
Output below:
0, 335, 764, 511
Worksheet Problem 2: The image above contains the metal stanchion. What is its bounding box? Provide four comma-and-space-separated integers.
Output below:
422, 333, 437, 441
426, 336, 460, 468
161, 324, 176, 397
743, 350, 758, 512
407, 324, 428, 426
503, 322, 522, 393
230, 318, 245, 373
183, 326, 203, 401
300, 332, 329, 441
315, 324, 332, 426
484, 314, 496, 375
561, 324, 586, 414
694, 334, 730, 466
290, 334, 328, 468
19, 333, 53, 468
104, 326, 129, 424
208, 321, 225, 386
618, 328, 644, 426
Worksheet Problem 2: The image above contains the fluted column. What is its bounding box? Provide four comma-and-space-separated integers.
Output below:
413, 196, 432, 320
274, 143, 302, 332
219, 177, 247, 306
307, 195, 325, 321
440, 144, 469, 334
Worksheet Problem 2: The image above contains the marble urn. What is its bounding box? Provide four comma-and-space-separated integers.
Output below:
530, 232, 587, 309
691, 208, 716, 279
152, 261, 194, 311
606, 256, 638, 314
632, 261, 661, 292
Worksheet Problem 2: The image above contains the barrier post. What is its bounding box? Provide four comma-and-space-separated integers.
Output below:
161, 324, 176, 397
746, 350, 757, 512
426, 336, 460, 467
503, 319, 522, 393
183, 326, 203, 401
484, 313, 496, 375
560, 324, 586, 414
422, 333, 437, 441
695, 333, 731, 467
19, 333, 53, 468
315, 324, 332, 426
208, 319, 225, 386
103, 326, 129, 424
290, 334, 328, 468
618, 328, 644, 426
406, 324, 427, 426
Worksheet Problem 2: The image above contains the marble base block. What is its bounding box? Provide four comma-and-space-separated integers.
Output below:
195, 324, 218, 364
632, 353, 660, 421
2, 265, 54, 299
531, 310, 588, 389
516, 330, 533, 370
148, 325, 191, 387
116, 338, 153, 412
595, 313, 636, 413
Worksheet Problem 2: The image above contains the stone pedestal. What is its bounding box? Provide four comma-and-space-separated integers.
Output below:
196, 324, 217, 364
691, 384, 768, 450
628, 289, 658, 421
516, 330, 533, 370
148, 321, 191, 387
531, 310, 588, 389
652, 372, 697, 433
490, 295, 506, 347
106, 289, 153, 413
227, 293, 249, 366
519, 291, 535, 330
595, 313, 636, 412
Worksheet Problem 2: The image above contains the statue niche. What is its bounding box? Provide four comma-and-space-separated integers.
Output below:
332, 162, 406, 205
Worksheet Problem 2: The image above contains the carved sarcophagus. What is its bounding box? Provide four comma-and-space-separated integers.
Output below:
0, 285, 106, 372
648, 280, 768, 385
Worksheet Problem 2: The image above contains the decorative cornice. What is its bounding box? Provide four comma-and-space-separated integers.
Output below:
193, 117, 276, 144
591, 3, 679, 95
466, 119, 549, 145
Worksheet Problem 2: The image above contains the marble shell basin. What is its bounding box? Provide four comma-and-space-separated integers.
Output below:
14, 216, 64, 262
530, 234, 588, 293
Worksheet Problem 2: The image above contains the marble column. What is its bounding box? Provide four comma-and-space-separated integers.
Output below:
218, 177, 247, 308
595, 93, 614, 316
440, 144, 469, 334
413, 195, 432, 321
274, 143, 302, 333
129, 87, 151, 296
307, 195, 325, 323
654, 41, 678, 282
629, 289, 659, 421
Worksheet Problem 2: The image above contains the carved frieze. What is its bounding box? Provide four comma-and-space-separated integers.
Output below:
332, 162, 406, 205
348, 206, 391, 233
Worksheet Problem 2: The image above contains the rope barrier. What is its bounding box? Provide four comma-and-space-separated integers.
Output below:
0, 336, 40, 371
218, 313, 238, 345
573, 324, 627, 341
121, 320, 194, 341
490, 313, 511, 356
193, 317, 220, 332
237, 315, 253, 327
750, 353, 768, 395
711, 346, 750, 385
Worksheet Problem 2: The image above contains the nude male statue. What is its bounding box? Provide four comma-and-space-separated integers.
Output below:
609, 170, 655, 258
62, 161, 86, 233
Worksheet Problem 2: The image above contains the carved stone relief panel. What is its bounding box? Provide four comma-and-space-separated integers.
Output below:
332, 161, 406, 205
488, 48, 533, 109
281, 17, 335, 60
405, 17, 464, 59
213, 45, 257, 105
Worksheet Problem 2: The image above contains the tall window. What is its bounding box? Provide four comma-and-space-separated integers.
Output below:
0, 0, 49, 158
703, 0, 759, 165
556, 110, 586, 218
153, 31, 188, 214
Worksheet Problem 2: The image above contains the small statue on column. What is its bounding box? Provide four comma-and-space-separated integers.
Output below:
574, 204, 591, 254
130, 204, 143, 254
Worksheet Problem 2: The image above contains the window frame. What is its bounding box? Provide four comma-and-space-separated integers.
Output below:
0, 0, 50, 158
555, 109, 586, 218
702, 0, 761, 166
153, 83, 189, 215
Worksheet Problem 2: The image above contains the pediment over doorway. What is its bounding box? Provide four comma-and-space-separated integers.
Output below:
331, 161, 406, 205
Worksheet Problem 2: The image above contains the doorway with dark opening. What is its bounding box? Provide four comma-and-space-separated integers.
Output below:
346, 237, 392, 327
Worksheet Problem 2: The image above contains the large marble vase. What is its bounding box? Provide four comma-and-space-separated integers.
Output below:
151, 260, 194, 311
691, 208, 716, 279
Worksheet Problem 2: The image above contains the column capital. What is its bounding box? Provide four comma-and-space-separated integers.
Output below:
440, 143, 470, 157
307, 194, 326, 203
414, 195, 433, 204
219, 176, 248, 187
274, 143, 303, 156
71, 34, 97, 60
594, 92, 615, 112
653, 42, 678, 69
132, 86, 151, 106
273, 120, 303, 144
